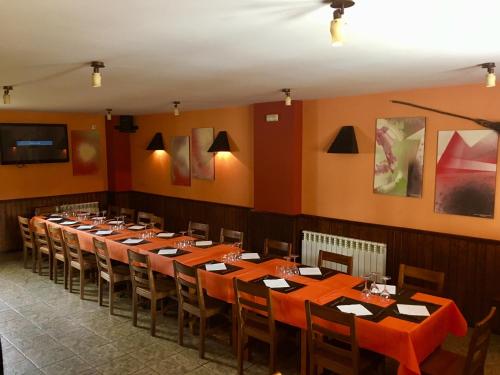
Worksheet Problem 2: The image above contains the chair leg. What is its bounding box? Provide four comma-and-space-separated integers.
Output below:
23, 245, 28, 269
132, 291, 138, 327
98, 277, 103, 307
37, 250, 42, 275
68, 267, 73, 293
80, 269, 85, 300
109, 281, 114, 315
269, 339, 277, 375
31, 247, 37, 273
48, 255, 53, 280
199, 315, 206, 359
63, 262, 68, 289
237, 333, 246, 375
53, 259, 58, 284
178, 305, 184, 346
150, 298, 157, 336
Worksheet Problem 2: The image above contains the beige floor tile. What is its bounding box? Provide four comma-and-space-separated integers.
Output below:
40, 355, 94, 375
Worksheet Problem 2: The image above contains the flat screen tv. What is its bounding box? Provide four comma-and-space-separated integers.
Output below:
0, 123, 69, 165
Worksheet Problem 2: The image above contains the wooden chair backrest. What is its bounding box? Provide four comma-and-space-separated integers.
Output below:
305, 300, 360, 374
93, 237, 112, 276
220, 228, 244, 245
263, 239, 292, 258
318, 250, 353, 275
62, 230, 84, 264
137, 211, 153, 225
463, 306, 497, 375
398, 264, 445, 295
119, 207, 136, 222
233, 278, 274, 335
33, 221, 50, 251
18, 216, 33, 245
47, 225, 65, 257
127, 249, 155, 291
151, 215, 164, 230
173, 261, 205, 314
188, 221, 209, 240
34, 205, 59, 216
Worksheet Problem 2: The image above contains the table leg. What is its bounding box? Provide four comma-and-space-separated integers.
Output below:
300, 328, 308, 375
232, 303, 238, 354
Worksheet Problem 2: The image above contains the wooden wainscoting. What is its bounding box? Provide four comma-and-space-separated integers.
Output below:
0, 191, 108, 253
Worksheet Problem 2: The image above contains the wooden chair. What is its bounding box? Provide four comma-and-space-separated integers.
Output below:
188, 221, 209, 240
127, 249, 176, 336
62, 230, 97, 299
33, 221, 53, 279
93, 238, 130, 315
151, 215, 164, 230
34, 205, 59, 216
47, 225, 68, 289
421, 307, 497, 375
317, 250, 353, 275
173, 261, 226, 358
263, 239, 292, 258
137, 211, 153, 226
305, 300, 384, 375
119, 207, 136, 222
398, 264, 445, 295
18, 216, 36, 271
233, 278, 276, 374
220, 228, 244, 245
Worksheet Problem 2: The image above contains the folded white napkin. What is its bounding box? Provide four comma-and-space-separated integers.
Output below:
376, 284, 396, 295
128, 225, 145, 230
47, 217, 63, 221
157, 232, 175, 238
107, 220, 123, 225
122, 238, 144, 245
95, 230, 113, 236
205, 263, 227, 271
158, 248, 178, 255
263, 279, 290, 288
240, 253, 260, 260
397, 304, 430, 316
196, 240, 213, 246
299, 267, 322, 276
76, 225, 94, 230
337, 304, 373, 316
61, 221, 77, 225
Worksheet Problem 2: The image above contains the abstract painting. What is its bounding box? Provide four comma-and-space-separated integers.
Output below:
71, 130, 99, 175
435, 130, 498, 218
170, 136, 190, 186
373, 117, 426, 197
191, 128, 214, 180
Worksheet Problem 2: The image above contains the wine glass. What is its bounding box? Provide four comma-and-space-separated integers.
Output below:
380, 275, 391, 299
290, 254, 299, 274
361, 274, 371, 298
369, 272, 381, 295
179, 230, 187, 237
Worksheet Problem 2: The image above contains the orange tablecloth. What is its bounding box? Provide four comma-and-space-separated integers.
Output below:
35, 216, 467, 375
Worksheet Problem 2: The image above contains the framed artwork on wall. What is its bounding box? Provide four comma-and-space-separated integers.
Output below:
435, 129, 498, 218
373, 117, 426, 197
191, 127, 214, 180
71, 130, 99, 175
170, 135, 191, 186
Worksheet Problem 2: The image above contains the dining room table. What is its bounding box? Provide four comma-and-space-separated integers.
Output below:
34, 214, 468, 375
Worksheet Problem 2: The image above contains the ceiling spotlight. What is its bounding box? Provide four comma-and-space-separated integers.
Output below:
330, 0, 355, 46
3, 86, 12, 105
90, 61, 105, 88
282, 89, 292, 106
481, 63, 496, 88
105, 108, 112, 121
173, 101, 180, 116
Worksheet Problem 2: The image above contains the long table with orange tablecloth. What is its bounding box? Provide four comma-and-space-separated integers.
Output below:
35, 216, 468, 375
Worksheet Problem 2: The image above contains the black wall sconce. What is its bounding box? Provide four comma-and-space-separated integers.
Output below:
208, 131, 231, 152
146, 132, 165, 150
327, 125, 358, 154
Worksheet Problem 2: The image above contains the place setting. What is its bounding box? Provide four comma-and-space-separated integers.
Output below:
150, 247, 190, 258
155, 231, 181, 239
115, 237, 151, 246
194, 259, 243, 275
251, 274, 306, 294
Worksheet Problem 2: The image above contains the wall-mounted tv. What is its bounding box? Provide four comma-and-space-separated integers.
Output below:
0, 123, 69, 165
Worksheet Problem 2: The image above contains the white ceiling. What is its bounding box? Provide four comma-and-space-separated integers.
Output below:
1, 0, 499, 115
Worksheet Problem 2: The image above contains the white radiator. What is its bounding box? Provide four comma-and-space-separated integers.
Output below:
301, 231, 387, 277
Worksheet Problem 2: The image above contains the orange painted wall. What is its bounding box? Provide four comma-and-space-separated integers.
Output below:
302, 84, 500, 240
0, 111, 107, 200
131, 106, 253, 207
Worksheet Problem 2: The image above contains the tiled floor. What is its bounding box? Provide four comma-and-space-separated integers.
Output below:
0, 252, 499, 375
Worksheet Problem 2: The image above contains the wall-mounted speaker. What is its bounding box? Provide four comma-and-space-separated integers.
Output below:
115, 115, 138, 133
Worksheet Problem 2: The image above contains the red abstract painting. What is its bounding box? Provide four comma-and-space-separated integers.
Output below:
71, 130, 100, 176
435, 130, 498, 218
170, 136, 191, 186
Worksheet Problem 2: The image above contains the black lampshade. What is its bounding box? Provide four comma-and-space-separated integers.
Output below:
327, 126, 358, 154
208, 131, 230, 152
147, 132, 165, 150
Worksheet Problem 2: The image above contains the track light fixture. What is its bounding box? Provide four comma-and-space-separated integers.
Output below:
3, 86, 12, 105
173, 101, 180, 116
481, 63, 496, 88
106, 108, 112, 121
90, 61, 105, 88
330, 0, 355, 46
282, 89, 292, 106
